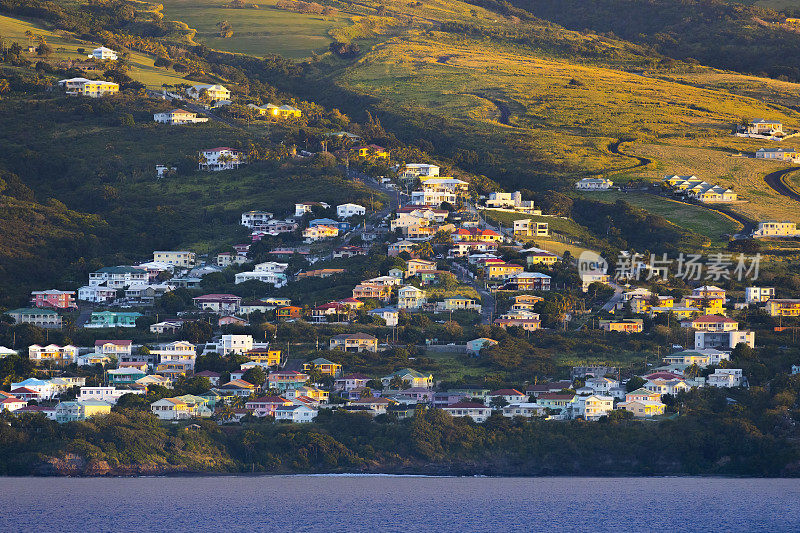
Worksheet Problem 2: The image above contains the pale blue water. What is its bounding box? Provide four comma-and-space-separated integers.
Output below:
0, 475, 798, 532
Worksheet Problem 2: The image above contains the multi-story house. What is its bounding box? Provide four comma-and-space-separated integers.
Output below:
153, 251, 196, 268
198, 147, 243, 171
504, 272, 551, 291
442, 401, 492, 422
30, 290, 76, 309
186, 84, 230, 101
84, 311, 142, 328
398, 285, 426, 310
192, 294, 242, 314
486, 262, 525, 280
513, 219, 549, 238
95, 340, 132, 359
765, 299, 800, 317
77, 285, 117, 303
88, 266, 147, 288
91, 46, 118, 60
745, 287, 775, 304
241, 211, 274, 228
7, 308, 62, 329
751, 221, 800, 238
330, 333, 378, 352
153, 108, 208, 125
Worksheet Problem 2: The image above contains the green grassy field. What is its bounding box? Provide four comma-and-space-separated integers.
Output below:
159, 0, 350, 58
576, 191, 743, 245
482, 209, 599, 245
0, 14, 199, 87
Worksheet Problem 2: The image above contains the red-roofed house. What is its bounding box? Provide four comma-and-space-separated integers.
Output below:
685, 315, 739, 332
0, 396, 26, 412
9, 387, 42, 401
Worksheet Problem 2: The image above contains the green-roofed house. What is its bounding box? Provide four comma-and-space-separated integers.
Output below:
84, 311, 142, 328
381, 368, 433, 389
6, 308, 62, 329
302, 357, 342, 377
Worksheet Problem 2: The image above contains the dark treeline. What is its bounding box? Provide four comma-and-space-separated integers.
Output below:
488, 0, 800, 81
3, 382, 800, 476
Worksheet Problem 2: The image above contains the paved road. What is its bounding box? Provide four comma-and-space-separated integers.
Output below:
600, 282, 624, 312
764, 166, 800, 202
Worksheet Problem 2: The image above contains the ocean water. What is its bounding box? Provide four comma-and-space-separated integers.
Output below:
1, 475, 798, 532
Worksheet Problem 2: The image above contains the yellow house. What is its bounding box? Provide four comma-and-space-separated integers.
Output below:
765, 299, 800, 317
599, 319, 643, 333
683, 296, 725, 316
353, 144, 389, 159
245, 348, 282, 366
290, 385, 330, 402
81, 400, 113, 418
486, 262, 525, 280
650, 306, 698, 319
79, 80, 119, 97
303, 357, 343, 377
630, 296, 651, 314
249, 103, 302, 119
622, 400, 665, 418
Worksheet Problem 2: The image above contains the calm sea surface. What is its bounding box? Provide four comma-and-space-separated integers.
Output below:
1, 475, 798, 532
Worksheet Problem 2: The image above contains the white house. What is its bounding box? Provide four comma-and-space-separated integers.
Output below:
398, 285, 426, 310
198, 147, 243, 171
745, 287, 775, 304
752, 221, 799, 238
695, 330, 755, 351
79, 386, 143, 404
235, 262, 288, 286
153, 108, 208, 125
400, 163, 440, 179
337, 203, 366, 219
294, 202, 330, 217
216, 335, 254, 355
576, 178, 613, 190
274, 404, 318, 423
707, 369, 744, 388
443, 401, 492, 422
91, 46, 118, 60
367, 307, 399, 326
150, 341, 197, 366
572, 395, 614, 421
241, 211, 274, 228
186, 84, 231, 102
755, 147, 799, 162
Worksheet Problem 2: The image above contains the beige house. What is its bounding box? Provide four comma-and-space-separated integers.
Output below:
153, 251, 196, 268
398, 285, 426, 310
752, 221, 799, 238
186, 84, 230, 101
329, 333, 378, 352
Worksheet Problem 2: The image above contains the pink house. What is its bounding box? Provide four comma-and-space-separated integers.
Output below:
31, 290, 76, 309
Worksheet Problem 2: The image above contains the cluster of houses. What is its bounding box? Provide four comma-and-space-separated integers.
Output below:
0, 329, 749, 424
662, 175, 737, 203
735, 119, 795, 141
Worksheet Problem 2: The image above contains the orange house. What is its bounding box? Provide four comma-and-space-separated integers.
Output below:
276, 306, 302, 320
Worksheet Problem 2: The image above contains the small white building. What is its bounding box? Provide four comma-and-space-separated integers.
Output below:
274, 404, 318, 423
400, 163, 440, 179
241, 211, 274, 228
91, 46, 118, 60
337, 203, 366, 219
153, 108, 208, 125
707, 369, 743, 388
368, 307, 399, 326
198, 147, 243, 171
576, 178, 613, 190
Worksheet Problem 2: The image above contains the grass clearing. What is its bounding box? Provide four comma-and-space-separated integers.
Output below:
159, 0, 350, 58
576, 190, 743, 245
0, 14, 199, 87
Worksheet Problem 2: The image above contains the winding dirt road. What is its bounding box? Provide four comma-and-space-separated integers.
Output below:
763, 166, 800, 202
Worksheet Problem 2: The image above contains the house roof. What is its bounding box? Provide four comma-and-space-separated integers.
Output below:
248, 395, 290, 404
692, 315, 737, 324
489, 389, 525, 396
445, 401, 488, 409
10, 387, 39, 394
340, 373, 370, 380
537, 393, 575, 400
331, 333, 377, 341
95, 340, 132, 347
195, 371, 221, 377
